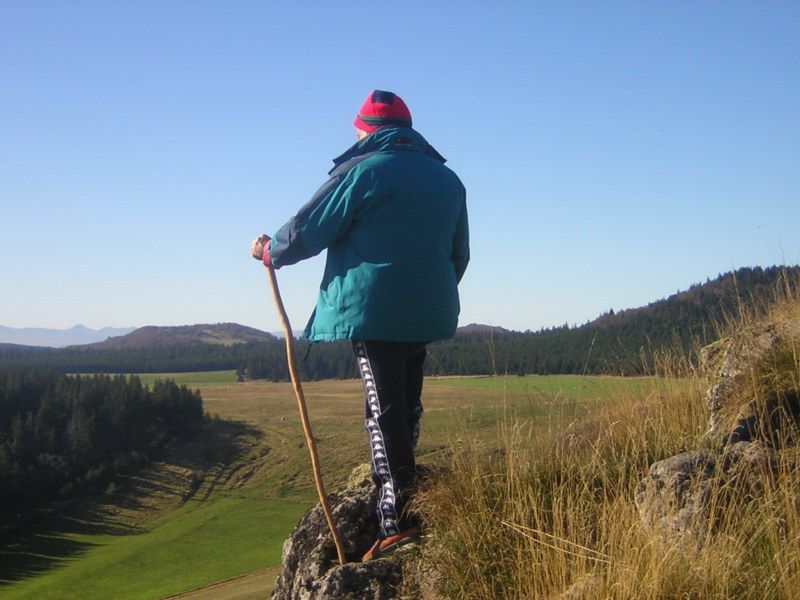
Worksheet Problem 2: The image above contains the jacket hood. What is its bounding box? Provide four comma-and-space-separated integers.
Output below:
329, 126, 446, 175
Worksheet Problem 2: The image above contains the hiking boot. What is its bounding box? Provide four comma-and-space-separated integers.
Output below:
362, 527, 420, 562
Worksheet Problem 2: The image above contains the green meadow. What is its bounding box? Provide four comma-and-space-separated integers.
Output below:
126, 370, 239, 387
426, 373, 672, 397
0, 372, 666, 598
1, 498, 306, 600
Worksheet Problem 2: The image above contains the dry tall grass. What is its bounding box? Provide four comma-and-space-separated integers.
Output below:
412, 273, 800, 599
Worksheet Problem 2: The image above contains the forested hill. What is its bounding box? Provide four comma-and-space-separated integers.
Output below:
443, 265, 799, 376
94, 322, 276, 349
0, 266, 795, 378
0, 370, 203, 517
587, 267, 785, 333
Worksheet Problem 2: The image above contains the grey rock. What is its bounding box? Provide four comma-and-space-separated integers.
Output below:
635, 442, 778, 545
718, 440, 778, 501
701, 323, 781, 435
270, 465, 403, 600
728, 390, 800, 447
701, 319, 800, 443
638, 314, 798, 548
635, 450, 716, 539
315, 560, 403, 600
720, 440, 776, 476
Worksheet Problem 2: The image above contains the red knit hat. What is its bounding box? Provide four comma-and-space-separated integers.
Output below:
354, 90, 412, 133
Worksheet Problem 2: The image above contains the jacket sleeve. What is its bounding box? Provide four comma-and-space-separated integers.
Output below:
268, 170, 358, 269
451, 194, 470, 284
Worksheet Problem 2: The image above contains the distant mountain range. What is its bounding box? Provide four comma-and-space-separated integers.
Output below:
0, 324, 135, 348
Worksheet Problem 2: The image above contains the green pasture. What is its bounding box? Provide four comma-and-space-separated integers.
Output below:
1, 496, 306, 599
427, 373, 676, 399
129, 370, 238, 387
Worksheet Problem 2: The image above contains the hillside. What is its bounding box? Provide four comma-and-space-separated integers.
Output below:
462, 265, 800, 375
586, 267, 786, 332
94, 323, 276, 349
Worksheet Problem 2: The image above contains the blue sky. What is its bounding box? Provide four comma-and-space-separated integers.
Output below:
1, 2, 798, 333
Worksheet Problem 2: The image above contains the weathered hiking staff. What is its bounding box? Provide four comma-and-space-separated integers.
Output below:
264, 265, 347, 566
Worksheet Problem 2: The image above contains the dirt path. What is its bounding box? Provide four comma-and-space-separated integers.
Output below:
167, 566, 280, 599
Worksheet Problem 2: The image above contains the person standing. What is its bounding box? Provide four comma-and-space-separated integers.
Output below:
250, 90, 469, 561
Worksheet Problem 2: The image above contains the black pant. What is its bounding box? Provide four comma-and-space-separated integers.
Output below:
353, 340, 426, 537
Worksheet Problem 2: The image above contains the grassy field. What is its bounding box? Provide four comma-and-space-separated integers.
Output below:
172, 565, 281, 600
1, 498, 306, 600
128, 370, 239, 387
0, 372, 667, 599
426, 373, 678, 398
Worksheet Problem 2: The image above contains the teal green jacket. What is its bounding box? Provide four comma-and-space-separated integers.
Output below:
269, 126, 469, 342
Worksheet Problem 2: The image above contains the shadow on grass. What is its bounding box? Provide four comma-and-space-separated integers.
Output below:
0, 418, 262, 587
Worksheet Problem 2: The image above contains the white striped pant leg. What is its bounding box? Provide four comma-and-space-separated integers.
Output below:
354, 341, 400, 537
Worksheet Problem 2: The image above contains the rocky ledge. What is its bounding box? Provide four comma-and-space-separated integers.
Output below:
270, 464, 405, 600
635, 315, 800, 546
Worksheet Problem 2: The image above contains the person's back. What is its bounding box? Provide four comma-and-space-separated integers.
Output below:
307, 124, 468, 342
250, 89, 469, 561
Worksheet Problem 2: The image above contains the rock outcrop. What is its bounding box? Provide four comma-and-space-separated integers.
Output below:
634, 441, 776, 543
635, 314, 800, 546
270, 464, 405, 600
701, 318, 800, 443
634, 449, 716, 540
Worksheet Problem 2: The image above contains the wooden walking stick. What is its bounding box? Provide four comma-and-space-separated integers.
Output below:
264, 265, 347, 566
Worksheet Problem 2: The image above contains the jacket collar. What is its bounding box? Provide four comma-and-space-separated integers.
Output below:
329, 126, 446, 175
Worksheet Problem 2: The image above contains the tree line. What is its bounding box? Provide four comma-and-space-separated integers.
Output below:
0, 266, 795, 381
0, 369, 203, 519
